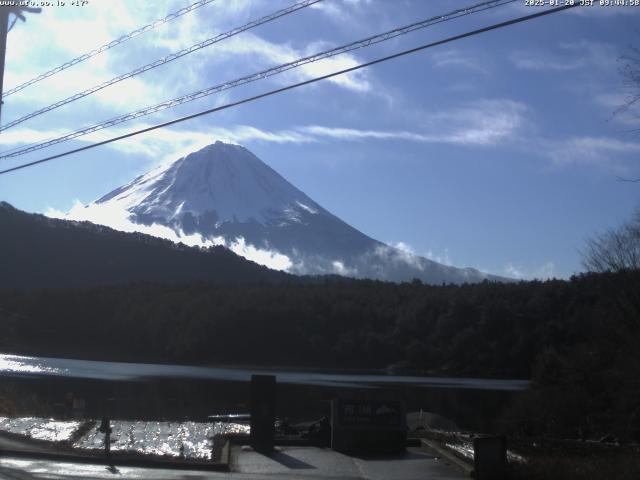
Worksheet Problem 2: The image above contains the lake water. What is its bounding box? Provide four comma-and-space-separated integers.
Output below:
0, 353, 528, 391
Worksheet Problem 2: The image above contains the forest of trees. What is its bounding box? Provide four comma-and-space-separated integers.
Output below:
0, 201, 289, 289
2, 201, 640, 440
1, 269, 639, 440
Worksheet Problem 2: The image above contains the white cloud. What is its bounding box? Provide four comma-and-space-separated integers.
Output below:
504, 264, 524, 280
45, 199, 293, 271
0, 124, 315, 165
510, 40, 618, 72
0, 127, 68, 149
46, 199, 218, 248
426, 99, 527, 146
309, 1, 344, 20
310, 0, 372, 23
568, 4, 640, 16
390, 241, 453, 268
424, 248, 452, 267
504, 261, 556, 280
4, 0, 172, 112
546, 136, 640, 167
301, 125, 433, 142
331, 260, 357, 276
431, 49, 489, 75
95, 124, 314, 159
1, 98, 526, 163
300, 99, 526, 147
228, 237, 292, 271
201, 33, 371, 93
595, 93, 628, 109
594, 93, 640, 128
371, 243, 425, 272
3, 0, 372, 141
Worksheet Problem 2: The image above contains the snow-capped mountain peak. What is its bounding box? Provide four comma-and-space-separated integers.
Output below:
96, 141, 321, 227
60, 141, 507, 284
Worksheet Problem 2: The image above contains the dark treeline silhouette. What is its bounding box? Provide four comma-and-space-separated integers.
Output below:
2, 201, 640, 439
1, 271, 636, 375
1, 270, 639, 440
0, 201, 289, 289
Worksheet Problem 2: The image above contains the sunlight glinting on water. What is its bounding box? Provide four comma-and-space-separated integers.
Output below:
0, 416, 249, 459
0, 417, 81, 442
72, 420, 248, 459
0, 355, 61, 375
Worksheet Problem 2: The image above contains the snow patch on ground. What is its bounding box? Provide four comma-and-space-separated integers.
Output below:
0, 417, 81, 442
45, 202, 293, 271
0, 417, 249, 460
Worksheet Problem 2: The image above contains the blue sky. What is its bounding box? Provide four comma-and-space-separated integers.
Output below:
0, 0, 639, 279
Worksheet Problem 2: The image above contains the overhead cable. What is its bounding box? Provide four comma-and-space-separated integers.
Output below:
3, 0, 218, 98
0, 0, 323, 132
0, 0, 516, 156
0, 3, 581, 176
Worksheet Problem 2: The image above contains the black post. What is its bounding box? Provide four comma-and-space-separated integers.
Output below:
250, 374, 276, 453
473, 436, 508, 480
98, 416, 112, 459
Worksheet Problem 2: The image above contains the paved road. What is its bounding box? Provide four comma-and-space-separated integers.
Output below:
0, 445, 467, 479
232, 445, 467, 480
0, 435, 41, 453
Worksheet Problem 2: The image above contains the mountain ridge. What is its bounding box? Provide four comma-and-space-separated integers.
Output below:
0, 201, 290, 289
67, 141, 509, 284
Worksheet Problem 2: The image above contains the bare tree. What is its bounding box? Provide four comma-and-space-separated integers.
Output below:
616, 46, 640, 129
582, 208, 640, 272
612, 47, 640, 183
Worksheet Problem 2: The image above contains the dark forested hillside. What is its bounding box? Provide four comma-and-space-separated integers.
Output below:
1, 270, 638, 378
1, 270, 639, 439
0, 202, 289, 288
2, 200, 640, 440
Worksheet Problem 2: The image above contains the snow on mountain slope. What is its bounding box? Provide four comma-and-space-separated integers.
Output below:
96, 142, 322, 226
52, 141, 506, 284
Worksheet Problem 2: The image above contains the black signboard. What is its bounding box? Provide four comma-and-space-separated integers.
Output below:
338, 400, 403, 427
331, 398, 407, 453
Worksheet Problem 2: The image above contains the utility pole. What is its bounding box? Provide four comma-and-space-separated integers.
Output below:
0, 8, 9, 124
0, 6, 41, 124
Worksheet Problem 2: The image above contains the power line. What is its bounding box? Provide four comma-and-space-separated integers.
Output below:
0, 0, 517, 157
2, 0, 218, 98
0, 0, 323, 132
0, 3, 580, 177
0, 6, 41, 124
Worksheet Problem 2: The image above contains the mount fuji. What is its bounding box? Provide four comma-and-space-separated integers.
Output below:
62, 141, 505, 284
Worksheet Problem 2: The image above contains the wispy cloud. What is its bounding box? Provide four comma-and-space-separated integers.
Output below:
545, 136, 640, 167
302, 99, 527, 147
4, 0, 373, 138
424, 99, 527, 146
310, 0, 373, 24
331, 260, 357, 276
0, 98, 527, 163
0, 124, 316, 164
389, 241, 453, 268
595, 93, 629, 110
368, 243, 425, 273
45, 199, 220, 248
4, 0, 179, 112
504, 261, 556, 280
46, 199, 293, 271
510, 40, 618, 72
430, 49, 489, 75
567, 4, 640, 16
594, 93, 640, 128
424, 248, 452, 267
198, 33, 372, 93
